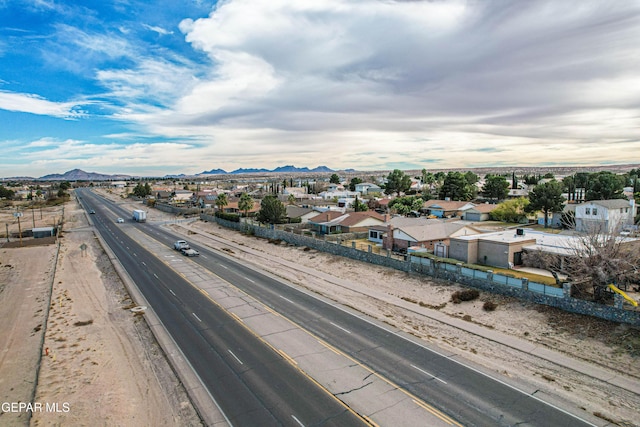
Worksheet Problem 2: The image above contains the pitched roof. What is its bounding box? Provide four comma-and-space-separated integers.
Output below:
467, 204, 497, 213
581, 199, 630, 209
286, 205, 315, 218
309, 210, 385, 226
397, 222, 474, 242
423, 200, 474, 211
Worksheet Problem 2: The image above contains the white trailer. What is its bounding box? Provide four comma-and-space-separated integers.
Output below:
132, 210, 147, 223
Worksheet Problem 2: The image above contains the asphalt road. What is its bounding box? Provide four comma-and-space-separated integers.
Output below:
80, 189, 599, 427
77, 189, 368, 427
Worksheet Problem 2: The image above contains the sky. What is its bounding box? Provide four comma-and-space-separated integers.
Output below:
1, 0, 639, 178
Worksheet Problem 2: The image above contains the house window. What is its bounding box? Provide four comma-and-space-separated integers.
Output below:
369, 230, 379, 239
592, 208, 598, 215
585, 208, 590, 215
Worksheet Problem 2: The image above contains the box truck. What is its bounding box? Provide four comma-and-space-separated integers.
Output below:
132, 210, 147, 222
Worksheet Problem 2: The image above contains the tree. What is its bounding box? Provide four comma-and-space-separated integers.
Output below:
256, 195, 286, 224
287, 194, 296, 205
0, 185, 15, 199
238, 193, 254, 217
489, 198, 530, 223
348, 177, 363, 192
353, 196, 368, 212
527, 180, 565, 228
439, 172, 473, 201
585, 171, 625, 201
388, 196, 423, 215
329, 173, 340, 184
482, 175, 510, 201
384, 169, 412, 196
215, 193, 228, 212
132, 182, 151, 198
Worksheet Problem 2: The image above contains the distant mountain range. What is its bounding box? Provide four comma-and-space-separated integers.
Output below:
37, 169, 132, 181
200, 165, 335, 175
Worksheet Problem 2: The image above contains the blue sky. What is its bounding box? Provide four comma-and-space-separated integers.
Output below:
1, 1, 639, 177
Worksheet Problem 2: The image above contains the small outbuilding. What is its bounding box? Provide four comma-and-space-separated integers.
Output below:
32, 226, 55, 238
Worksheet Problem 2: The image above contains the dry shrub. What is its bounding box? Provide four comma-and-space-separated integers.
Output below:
73, 319, 93, 327
451, 289, 480, 304
483, 301, 498, 311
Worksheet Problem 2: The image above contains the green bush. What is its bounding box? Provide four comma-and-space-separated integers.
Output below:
214, 211, 240, 222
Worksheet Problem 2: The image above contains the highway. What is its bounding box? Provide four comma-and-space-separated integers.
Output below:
76, 189, 367, 427
79, 188, 600, 427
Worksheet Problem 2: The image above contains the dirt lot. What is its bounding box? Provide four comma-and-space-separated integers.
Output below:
0, 197, 201, 426
1, 189, 639, 426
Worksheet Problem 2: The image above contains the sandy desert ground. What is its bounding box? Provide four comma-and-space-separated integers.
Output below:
0, 199, 201, 426
1, 189, 639, 426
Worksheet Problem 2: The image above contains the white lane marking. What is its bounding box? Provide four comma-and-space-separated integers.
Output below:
411, 364, 447, 384
330, 322, 352, 334
291, 415, 305, 427
141, 261, 146, 266
133, 253, 137, 257
244, 277, 255, 283
220, 264, 228, 269
154, 273, 159, 279
192, 312, 202, 322
201, 255, 208, 259
279, 295, 294, 304
169, 289, 176, 296
228, 349, 244, 365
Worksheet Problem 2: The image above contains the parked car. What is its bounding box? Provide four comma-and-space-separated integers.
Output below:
174, 240, 190, 251
181, 248, 199, 257
116, 218, 125, 223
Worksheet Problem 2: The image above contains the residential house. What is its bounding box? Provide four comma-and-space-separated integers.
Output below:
308, 211, 385, 235
449, 229, 538, 269
574, 199, 635, 233
354, 182, 382, 195
155, 190, 173, 201
286, 206, 318, 223
463, 204, 497, 221
172, 189, 194, 204
422, 200, 475, 218
318, 190, 360, 201
221, 197, 260, 216
536, 204, 576, 228
381, 219, 480, 255
192, 190, 218, 208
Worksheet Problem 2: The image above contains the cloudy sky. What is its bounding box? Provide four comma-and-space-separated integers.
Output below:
1, 0, 639, 177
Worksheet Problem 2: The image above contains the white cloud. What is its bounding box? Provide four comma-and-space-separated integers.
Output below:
0, 91, 88, 118
142, 23, 174, 36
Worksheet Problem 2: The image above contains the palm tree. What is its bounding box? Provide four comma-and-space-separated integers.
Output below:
238, 193, 254, 217
215, 193, 228, 213
287, 194, 296, 205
